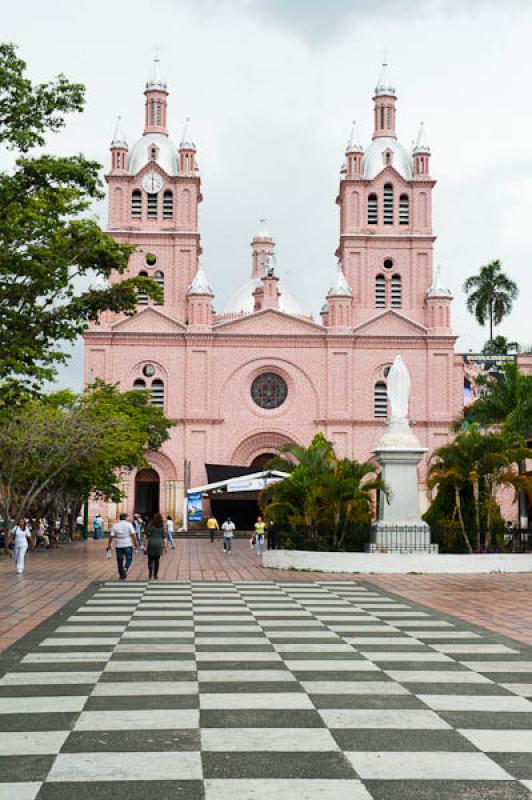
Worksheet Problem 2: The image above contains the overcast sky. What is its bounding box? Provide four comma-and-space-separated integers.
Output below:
4, 0, 532, 390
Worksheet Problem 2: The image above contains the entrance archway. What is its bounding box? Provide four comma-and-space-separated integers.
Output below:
250, 453, 276, 470
134, 468, 160, 519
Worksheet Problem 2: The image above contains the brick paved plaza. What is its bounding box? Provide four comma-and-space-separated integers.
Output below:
1, 542, 532, 798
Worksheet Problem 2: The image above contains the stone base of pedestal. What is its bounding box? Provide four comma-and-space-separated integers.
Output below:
369, 523, 438, 553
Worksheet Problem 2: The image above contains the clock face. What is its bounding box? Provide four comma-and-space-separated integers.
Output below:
141, 171, 163, 194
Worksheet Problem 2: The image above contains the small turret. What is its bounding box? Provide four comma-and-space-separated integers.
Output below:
345, 121, 364, 178
426, 265, 452, 333
253, 254, 280, 311
179, 117, 197, 174
250, 218, 275, 279
326, 263, 352, 330
187, 263, 214, 329
413, 121, 431, 177
110, 116, 128, 172
373, 59, 397, 140
144, 57, 169, 136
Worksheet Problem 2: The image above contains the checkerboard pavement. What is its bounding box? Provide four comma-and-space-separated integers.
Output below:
1, 580, 532, 799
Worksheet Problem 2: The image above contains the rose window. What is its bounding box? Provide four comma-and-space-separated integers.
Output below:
251, 373, 288, 409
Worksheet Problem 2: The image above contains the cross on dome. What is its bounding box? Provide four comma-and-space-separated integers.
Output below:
146, 55, 167, 91
375, 52, 396, 97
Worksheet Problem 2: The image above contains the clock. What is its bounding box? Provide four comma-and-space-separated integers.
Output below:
141, 171, 163, 194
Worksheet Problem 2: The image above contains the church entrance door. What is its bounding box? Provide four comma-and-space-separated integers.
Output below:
134, 468, 160, 519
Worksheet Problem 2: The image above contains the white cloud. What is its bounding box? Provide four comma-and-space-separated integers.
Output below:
3, 0, 531, 391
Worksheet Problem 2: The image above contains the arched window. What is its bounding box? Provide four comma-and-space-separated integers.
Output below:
380, 107, 385, 130
368, 193, 378, 225
153, 270, 164, 305
147, 193, 158, 219
391, 274, 402, 307
375, 274, 386, 308
133, 379, 146, 391
137, 270, 149, 305
156, 101, 161, 126
383, 183, 394, 225
150, 146, 157, 161
131, 189, 142, 219
374, 382, 388, 418
399, 194, 409, 225
151, 379, 164, 407
163, 190, 173, 219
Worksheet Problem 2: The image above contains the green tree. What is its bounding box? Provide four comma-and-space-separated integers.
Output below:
262, 434, 388, 551
463, 259, 518, 343
481, 336, 520, 355
0, 383, 172, 534
427, 430, 532, 551
0, 43, 160, 400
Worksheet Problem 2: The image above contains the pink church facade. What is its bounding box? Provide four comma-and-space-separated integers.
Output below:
84, 60, 465, 524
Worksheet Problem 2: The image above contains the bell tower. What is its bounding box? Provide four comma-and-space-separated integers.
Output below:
335, 62, 437, 329
104, 58, 202, 323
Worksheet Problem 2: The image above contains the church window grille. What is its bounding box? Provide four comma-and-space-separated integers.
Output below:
137, 270, 149, 304
380, 107, 384, 129
386, 107, 392, 129
383, 183, 394, 224
391, 274, 402, 307
149, 100, 155, 126
375, 274, 386, 307
147, 193, 158, 219
374, 382, 388, 418
156, 102, 161, 126
133, 379, 146, 390
153, 271, 164, 304
399, 194, 409, 224
151, 379, 164, 407
251, 372, 288, 410
131, 190, 142, 218
368, 193, 378, 225
163, 190, 173, 218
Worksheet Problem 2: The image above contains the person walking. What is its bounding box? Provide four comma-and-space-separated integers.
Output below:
132, 514, 143, 552
9, 519, 33, 575
254, 515, 266, 555
166, 516, 176, 550
221, 517, 236, 554
144, 512, 167, 580
92, 513, 103, 540
107, 513, 138, 580
206, 513, 219, 543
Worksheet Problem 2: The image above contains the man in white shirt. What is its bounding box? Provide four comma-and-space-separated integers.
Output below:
221, 517, 236, 554
107, 513, 138, 580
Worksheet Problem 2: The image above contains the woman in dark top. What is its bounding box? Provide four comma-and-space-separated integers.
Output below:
144, 512, 167, 580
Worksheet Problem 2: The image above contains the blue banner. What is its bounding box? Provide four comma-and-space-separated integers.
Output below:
187, 492, 203, 522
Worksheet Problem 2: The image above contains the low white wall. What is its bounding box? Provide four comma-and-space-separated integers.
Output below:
262, 549, 532, 574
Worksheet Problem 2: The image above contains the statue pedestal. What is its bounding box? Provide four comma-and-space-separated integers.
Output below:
370, 417, 437, 554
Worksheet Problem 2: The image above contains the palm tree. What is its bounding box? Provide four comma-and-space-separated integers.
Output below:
481, 335, 520, 355
463, 260, 518, 343
262, 433, 389, 550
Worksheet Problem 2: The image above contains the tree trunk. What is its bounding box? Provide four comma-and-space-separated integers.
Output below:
455, 487, 473, 554
472, 477, 481, 550
489, 299, 493, 343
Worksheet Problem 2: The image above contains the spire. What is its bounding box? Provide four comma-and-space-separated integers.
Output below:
374, 54, 396, 98
188, 263, 213, 296
255, 217, 271, 239
111, 115, 127, 148
427, 265, 452, 297
413, 121, 430, 154
327, 262, 352, 298
179, 117, 196, 151
346, 120, 363, 154
146, 56, 167, 92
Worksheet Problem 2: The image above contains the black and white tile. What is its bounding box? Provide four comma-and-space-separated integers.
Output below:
1, 579, 532, 799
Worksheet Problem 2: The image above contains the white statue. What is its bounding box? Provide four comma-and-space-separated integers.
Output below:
387, 355, 410, 420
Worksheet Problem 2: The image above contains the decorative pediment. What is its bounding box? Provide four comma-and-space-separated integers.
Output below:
371, 164, 410, 187
354, 310, 427, 337
214, 308, 323, 335
111, 307, 186, 334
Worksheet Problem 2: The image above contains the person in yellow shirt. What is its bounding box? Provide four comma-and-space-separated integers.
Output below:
254, 515, 266, 555
206, 514, 219, 543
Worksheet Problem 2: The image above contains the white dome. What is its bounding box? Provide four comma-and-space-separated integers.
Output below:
128, 133, 179, 176
363, 137, 412, 181
222, 278, 306, 317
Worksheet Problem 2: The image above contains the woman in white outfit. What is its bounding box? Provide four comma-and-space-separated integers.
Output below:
10, 519, 33, 574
